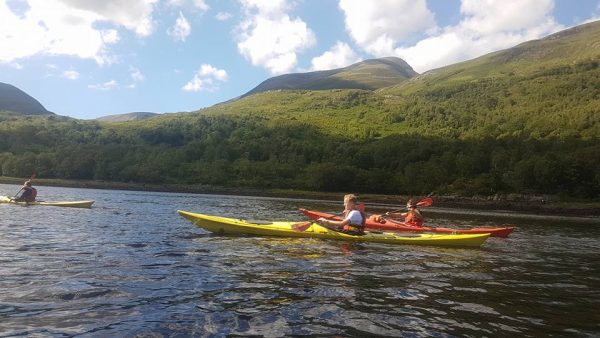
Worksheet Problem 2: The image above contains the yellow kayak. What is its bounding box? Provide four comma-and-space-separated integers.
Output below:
177, 210, 490, 248
0, 196, 94, 208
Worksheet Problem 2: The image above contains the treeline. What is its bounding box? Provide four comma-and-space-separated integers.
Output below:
1, 113, 598, 198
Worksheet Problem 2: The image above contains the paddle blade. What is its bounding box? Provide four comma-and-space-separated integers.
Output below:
416, 197, 433, 207
292, 221, 312, 232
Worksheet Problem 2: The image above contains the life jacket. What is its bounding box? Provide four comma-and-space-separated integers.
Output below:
20, 187, 37, 202
342, 209, 366, 234
405, 209, 424, 227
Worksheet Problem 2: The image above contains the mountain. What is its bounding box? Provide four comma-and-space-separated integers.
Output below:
373, 20, 600, 139
0, 82, 51, 115
0, 22, 598, 198
200, 20, 599, 140
382, 20, 600, 94
242, 57, 417, 97
96, 112, 159, 122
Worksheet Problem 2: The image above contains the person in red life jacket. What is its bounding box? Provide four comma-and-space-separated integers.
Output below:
13, 180, 37, 202
316, 194, 365, 235
385, 198, 424, 227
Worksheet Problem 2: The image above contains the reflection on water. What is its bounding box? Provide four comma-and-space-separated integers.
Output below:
1, 184, 599, 336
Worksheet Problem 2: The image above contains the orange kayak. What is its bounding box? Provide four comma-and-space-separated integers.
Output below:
299, 208, 514, 237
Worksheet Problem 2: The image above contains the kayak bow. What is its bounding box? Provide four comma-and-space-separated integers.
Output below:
300, 208, 514, 237
177, 210, 490, 248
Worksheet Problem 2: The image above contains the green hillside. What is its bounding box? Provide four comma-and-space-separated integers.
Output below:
243, 57, 417, 96
0, 82, 52, 115
203, 21, 600, 140
95, 112, 159, 122
377, 20, 600, 139
0, 21, 599, 198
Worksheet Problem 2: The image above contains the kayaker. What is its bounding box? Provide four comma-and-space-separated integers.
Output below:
12, 180, 37, 202
317, 194, 365, 235
385, 199, 424, 227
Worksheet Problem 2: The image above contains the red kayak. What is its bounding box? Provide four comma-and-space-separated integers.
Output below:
299, 208, 514, 238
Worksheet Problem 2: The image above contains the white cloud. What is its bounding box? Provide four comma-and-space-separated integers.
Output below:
62, 70, 80, 80
236, 0, 316, 74
459, 0, 555, 34
126, 66, 144, 88
88, 79, 118, 90
216, 11, 232, 21
182, 64, 228, 92
167, 0, 209, 12
338, 0, 565, 73
101, 29, 120, 44
59, 0, 157, 37
0, 0, 155, 65
311, 41, 361, 71
392, 0, 564, 72
7, 62, 24, 70
339, 0, 436, 56
192, 0, 209, 11
168, 11, 191, 41
130, 67, 145, 82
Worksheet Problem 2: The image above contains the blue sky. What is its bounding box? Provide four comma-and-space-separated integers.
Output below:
1, 0, 599, 119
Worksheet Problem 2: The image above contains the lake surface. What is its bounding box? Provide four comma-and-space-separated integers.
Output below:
1, 184, 599, 337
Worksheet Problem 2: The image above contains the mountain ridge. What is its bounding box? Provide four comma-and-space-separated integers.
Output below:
0, 82, 52, 115
242, 56, 417, 97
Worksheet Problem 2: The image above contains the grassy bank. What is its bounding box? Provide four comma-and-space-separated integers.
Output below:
1, 176, 598, 217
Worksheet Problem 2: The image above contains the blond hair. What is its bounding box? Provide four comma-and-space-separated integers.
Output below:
344, 194, 358, 204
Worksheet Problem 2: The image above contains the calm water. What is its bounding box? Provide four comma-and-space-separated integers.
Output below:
1, 184, 599, 337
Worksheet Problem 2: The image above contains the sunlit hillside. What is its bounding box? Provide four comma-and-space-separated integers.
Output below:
1, 21, 599, 198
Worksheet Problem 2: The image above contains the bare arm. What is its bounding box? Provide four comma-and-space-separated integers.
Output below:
317, 217, 350, 227
385, 211, 407, 219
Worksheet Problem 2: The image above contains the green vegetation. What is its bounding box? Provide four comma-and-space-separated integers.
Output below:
96, 112, 158, 122
0, 108, 598, 198
1, 21, 599, 199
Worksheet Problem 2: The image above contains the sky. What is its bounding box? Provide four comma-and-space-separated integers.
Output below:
1, 0, 599, 119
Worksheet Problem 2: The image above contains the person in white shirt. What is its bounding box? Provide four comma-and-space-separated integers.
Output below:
317, 194, 365, 235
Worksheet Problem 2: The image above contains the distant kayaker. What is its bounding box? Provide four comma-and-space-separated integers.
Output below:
12, 180, 37, 202
317, 194, 365, 235
385, 198, 424, 227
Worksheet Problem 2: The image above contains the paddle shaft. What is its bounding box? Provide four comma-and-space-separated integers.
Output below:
385, 197, 432, 214
294, 206, 360, 232
11, 188, 23, 200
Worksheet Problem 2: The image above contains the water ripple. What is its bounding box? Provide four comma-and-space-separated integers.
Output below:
1, 184, 599, 336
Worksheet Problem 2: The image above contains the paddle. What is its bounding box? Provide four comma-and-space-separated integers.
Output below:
292, 215, 337, 232
11, 173, 36, 200
377, 197, 434, 229
369, 197, 433, 224
384, 197, 433, 215
291, 221, 315, 232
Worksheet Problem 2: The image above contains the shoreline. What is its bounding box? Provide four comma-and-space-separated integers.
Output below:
1, 176, 599, 217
